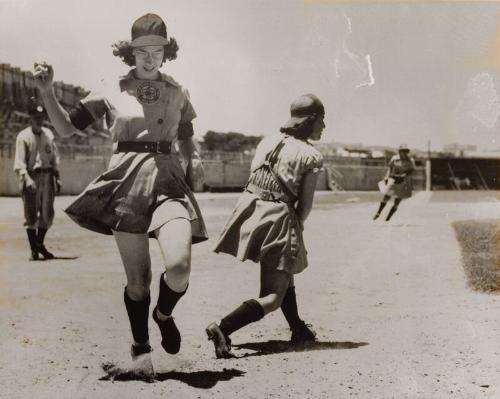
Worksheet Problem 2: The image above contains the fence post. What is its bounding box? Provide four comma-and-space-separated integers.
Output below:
425, 159, 431, 191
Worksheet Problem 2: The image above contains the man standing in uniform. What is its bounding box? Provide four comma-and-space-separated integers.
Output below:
13, 97, 62, 260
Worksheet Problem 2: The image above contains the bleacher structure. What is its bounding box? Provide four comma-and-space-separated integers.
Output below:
0, 63, 110, 148
431, 157, 498, 190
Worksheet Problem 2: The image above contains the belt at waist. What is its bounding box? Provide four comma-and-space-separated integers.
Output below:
32, 167, 53, 174
246, 183, 292, 204
116, 141, 172, 154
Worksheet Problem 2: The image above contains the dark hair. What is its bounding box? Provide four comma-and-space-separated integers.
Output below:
112, 38, 179, 66
280, 115, 318, 140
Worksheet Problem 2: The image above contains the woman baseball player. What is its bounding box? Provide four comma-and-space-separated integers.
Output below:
34, 14, 207, 376
207, 94, 325, 358
373, 144, 416, 221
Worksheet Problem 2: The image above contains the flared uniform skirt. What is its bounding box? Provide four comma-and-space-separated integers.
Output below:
214, 191, 308, 274
387, 177, 413, 199
65, 152, 208, 243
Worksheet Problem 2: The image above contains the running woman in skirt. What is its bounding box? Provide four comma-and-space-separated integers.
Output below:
373, 144, 416, 221
207, 94, 325, 358
34, 14, 207, 376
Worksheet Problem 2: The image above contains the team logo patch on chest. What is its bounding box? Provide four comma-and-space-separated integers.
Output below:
136, 82, 160, 105
45, 144, 52, 154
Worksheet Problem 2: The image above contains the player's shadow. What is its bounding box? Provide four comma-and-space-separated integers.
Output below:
155, 368, 245, 388
48, 256, 79, 260
99, 363, 245, 388
233, 340, 368, 358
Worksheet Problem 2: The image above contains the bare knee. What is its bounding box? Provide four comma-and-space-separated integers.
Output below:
165, 258, 191, 288
259, 292, 286, 314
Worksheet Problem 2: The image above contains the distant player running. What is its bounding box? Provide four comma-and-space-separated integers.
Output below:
373, 144, 416, 221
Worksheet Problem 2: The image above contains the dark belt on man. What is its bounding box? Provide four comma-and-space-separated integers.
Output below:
32, 167, 53, 174
245, 183, 292, 203
116, 141, 172, 154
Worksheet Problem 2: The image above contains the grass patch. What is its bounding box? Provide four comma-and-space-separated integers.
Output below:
453, 219, 500, 293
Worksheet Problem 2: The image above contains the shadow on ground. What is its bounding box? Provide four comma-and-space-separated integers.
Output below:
233, 340, 368, 358
100, 363, 245, 388
29, 256, 79, 261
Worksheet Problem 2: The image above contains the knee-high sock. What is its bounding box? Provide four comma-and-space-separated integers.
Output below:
37, 228, 48, 247
157, 273, 187, 316
124, 288, 150, 344
386, 204, 399, 220
26, 229, 38, 253
280, 286, 302, 329
219, 299, 265, 337
376, 201, 387, 215
386, 199, 402, 221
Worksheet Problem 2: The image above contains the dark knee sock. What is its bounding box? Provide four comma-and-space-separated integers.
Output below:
385, 205, 398, 221
280, 286, 302, 329
37, 228, 48, 246
219, 299, 265, 337
26, 229, 38, 252
124, 288, 150, 344
157, 273, 187, 316
376, 201, 387, 215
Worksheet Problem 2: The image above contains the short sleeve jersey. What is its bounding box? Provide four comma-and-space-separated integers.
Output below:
389, 155, 416, 177
69, 70, 196, 150
248, 134, 324, 198
13, 127, 60, 177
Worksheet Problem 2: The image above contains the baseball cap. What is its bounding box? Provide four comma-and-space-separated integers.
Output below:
131, 13, 169, 47
398, 144, 410, 151
282, 94, 325, 130
27, 96, 46, 117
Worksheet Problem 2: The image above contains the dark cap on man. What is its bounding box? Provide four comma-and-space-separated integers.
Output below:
27, 96, 46, 118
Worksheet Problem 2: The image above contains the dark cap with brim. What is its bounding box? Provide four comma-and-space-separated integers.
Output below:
131, 13, 169, 47
282, 94, 325, 129
27, 97, 46, 117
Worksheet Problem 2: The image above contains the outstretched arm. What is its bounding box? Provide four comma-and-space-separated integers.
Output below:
33, 63, 79, 138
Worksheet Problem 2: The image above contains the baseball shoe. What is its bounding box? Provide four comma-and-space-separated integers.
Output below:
152, 307, 181, 354
290, 321, 317, 343
38, 245, 55, 260
206, 322, 235, 359
130, 343, 155, 380
131, 342, 153, 359
29, 251, 41, 261
372, 213, 380, 220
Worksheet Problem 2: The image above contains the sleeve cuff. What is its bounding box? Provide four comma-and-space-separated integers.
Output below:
69, 103, 95, 130
178, 121, 194, 140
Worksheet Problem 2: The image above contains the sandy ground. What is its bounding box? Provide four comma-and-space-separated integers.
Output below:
1, 191, 499, 399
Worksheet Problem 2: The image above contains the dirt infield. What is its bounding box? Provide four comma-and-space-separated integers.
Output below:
1, 191, 499, 399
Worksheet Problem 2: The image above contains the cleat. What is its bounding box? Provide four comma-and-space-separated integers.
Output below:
39, 246, 55, 260
205, 322, 235, 359
290, 321, 317, 343
152, 307, 181, 354
29, 252, 41, 261
131, 342, 152, 359
130, 343, 155, 379
372, 213, 380, 220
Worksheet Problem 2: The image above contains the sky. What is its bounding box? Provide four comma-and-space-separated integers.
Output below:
1, 0, 500, 151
